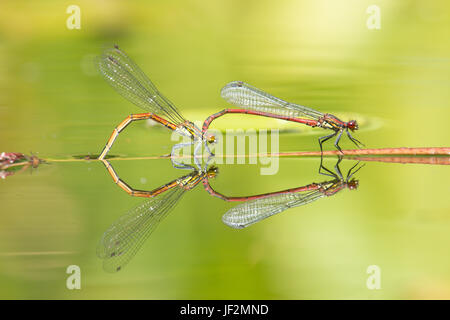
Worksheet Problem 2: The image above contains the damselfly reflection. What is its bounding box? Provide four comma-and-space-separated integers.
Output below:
204, 158, 363, 229
98, 156, 361, 272
97, 160, 217, 272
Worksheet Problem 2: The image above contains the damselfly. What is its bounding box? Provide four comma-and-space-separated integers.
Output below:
97, 160, 218, 272
205, 158, 363, 228
202, 81, 364, 153
96, 45, 215, 160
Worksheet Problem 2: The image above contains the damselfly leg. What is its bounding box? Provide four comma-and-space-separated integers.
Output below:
334, 130, 344, 154
346, 160, 365, 180
319, 131, 338, 154
99, 113, 177, 160
319, 155, 343, 179
346, 129, 365, 149
170, 139, 207, 170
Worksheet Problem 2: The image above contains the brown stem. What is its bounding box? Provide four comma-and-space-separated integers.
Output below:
345, 156, 450, 165
281, 147, 450, 157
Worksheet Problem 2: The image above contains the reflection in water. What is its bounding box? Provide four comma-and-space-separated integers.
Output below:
98, 156, 363, 272
97, 160, 217, 272
205, 158, 363, 229
347, 155, 450, 166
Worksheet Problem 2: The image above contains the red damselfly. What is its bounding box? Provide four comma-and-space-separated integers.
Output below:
202, 81, 364, 153
96, 45, 215, 160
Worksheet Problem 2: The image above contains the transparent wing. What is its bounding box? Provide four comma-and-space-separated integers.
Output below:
97, 187, 185, 273
220, 81, 323, 120
96, 45, 186, 125
222, 189, 325, 229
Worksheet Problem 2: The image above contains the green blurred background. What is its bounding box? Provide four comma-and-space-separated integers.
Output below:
0, 0, 449, 299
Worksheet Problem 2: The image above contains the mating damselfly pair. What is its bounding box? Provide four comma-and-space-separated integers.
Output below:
96, 45, 363, 162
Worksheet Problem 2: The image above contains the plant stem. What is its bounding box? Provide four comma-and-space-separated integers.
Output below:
281, 147, 450, 157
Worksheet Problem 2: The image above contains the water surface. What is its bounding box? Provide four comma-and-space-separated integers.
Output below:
0, 0, 449, 299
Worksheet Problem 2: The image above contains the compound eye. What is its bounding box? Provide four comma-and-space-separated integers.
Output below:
348, 120, 358, 131
348, 179, 359, 190
207, 134, 216, 143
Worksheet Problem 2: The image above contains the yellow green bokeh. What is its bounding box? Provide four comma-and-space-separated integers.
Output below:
0, 0, 449, 299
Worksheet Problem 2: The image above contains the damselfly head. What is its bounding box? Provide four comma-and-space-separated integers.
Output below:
347, 120, 358, 131
205, 133, 216, 144
347, 178, 359, 190
206, 166, 219, 178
